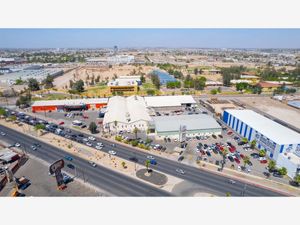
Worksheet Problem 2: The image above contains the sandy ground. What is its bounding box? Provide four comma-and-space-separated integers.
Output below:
239, 97, 300, 129
54, 65, 155, 89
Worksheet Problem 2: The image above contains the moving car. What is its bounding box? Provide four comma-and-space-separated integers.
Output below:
89, 161, 97, 167
146, 155, 155, 160
15, 143, 21, 147
64, 155, 73, 161
108, 150, 116, 155
228, 179, 236, 184
67, 164, 75, 169
0, 132, 6, 136
176, 168, 185, 174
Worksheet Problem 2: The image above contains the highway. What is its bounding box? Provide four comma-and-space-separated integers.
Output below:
1, 116, 285, 196
0, 124, 172, 197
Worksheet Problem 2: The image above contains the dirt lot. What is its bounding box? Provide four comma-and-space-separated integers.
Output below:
239, 96, 300, 129
54, 65, 155, 89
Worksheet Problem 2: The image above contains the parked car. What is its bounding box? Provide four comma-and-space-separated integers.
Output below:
260, 159, 268, 164
178, 156, 184, 162
58, 121, 65, 125
234, 158, 240, 164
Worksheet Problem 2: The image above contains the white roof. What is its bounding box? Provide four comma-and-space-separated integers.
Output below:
107, 79, 138, 86
32, 98, 108, 107
103, 96, 152, 124
144, 95, 196, 108
153, 114, 221, 133
225, 109, 300, 145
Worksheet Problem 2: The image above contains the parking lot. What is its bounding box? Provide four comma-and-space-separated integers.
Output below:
0, 155, 108, 197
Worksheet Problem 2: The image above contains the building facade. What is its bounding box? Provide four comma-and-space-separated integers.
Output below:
223, 109, 300, 178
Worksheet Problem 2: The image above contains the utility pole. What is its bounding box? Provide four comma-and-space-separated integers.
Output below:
241, 184, 247, 196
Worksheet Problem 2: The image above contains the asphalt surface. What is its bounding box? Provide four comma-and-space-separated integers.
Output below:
0, 124, 172, 197
2, 108, 286, 196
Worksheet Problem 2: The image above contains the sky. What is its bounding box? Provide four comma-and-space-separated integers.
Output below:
0, 29, 299, 49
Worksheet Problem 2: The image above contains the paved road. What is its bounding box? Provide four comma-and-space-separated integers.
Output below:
1, 108, 286, 196
0, 124, 172, 197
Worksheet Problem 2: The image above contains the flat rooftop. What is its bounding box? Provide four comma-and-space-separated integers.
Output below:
153, 114, 221, 133
32, 98, 108, 107
225, 109, 300, 145
144, 95, 196, 108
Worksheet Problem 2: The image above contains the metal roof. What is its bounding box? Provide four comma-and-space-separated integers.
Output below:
103, 96, 152, 124
153, 114, 221, 133
225, 109, 300, 145
32, 98, 108, 107
144, 95, 196, 108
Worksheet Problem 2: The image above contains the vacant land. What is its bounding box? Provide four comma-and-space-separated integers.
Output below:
239, 96, 300, 129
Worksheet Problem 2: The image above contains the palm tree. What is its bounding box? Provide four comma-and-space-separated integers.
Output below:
145, 160, 151, 172
243, 156, 251, 167
133, 127, 139, 140
113, 120, 118, 135
250, 140, 256, 149
268, 160, 276, 171
293, 174, 300, 186
221, 148, 228, 171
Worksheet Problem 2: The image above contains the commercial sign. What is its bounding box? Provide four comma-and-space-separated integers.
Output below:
255, 132, 276, 153
179, 125, 187, 143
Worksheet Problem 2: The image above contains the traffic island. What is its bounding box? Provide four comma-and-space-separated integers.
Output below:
136, 169, 168, 186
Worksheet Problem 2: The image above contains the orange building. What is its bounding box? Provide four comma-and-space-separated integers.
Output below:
32, 98, 108, 112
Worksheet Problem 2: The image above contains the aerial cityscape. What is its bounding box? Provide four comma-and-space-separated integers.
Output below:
1, 29, 300, 197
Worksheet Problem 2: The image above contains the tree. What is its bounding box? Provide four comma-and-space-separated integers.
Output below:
293, 174, 300, 185
28, 78, 40, 91
268, 160, 276, 171
226, 192, 231, 197
278, 167, 287, 176
34, 124, 45, 135
88, 122, 97, 134
145, 160, 151, 172
210, 89, 218, 95
15, 78, 24, 85
121, 161, 126, 169
194, 76, 206, 90
241, 137, 248, 144
43, 75, 54, 89
140, 74, 145, 83
221, 148, 228, 171
133, 127, 139, 140
259, 149, 266, 157
151, 74, 160, 90
72, 79, 85, 93
0, 107, 7, 117
146, 89, 155, 96
9, 115, 17, 122
243, 156, 251, 167
250, 140, 256, 149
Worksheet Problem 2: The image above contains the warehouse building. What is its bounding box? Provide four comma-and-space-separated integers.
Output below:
153, 114, 222, 139
32, 98, 108, 112
223, 109, 300, 178
144, 95, 196, 108
103, 96, 152, 133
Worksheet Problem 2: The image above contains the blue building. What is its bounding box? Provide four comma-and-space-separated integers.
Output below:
223, 109, 300, 178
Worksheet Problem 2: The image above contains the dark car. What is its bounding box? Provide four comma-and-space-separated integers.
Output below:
206, 151, 211, 157
129, 157, 138, 162
67, 164, 75, 169
178, 156, 184, 162
203, 144, 208, 149
228, 156, 234, 162
273, 172, 283, 178
212, 134, 217, 139
78, 133, 84, 137
150, 159, 157, 165
250, 153, 260, 158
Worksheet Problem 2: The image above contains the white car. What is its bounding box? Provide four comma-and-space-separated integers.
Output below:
83, 138, 88, 142
89, 161, 97, 167
237, 166, 241, 171
176, 168, 185, 174
229, 179, 236, 184
88, 136, 96, 141
97, 142, 103, 146
86, 142, 92, 147
147, 155, 155, 160
259, 157, 266, 161
0, 132, 5, 136
15, 143, 21, 147
31, 145, 37, 151
95, 145, 103, 150
174, 138, 178, 142
108, 150, 116, 155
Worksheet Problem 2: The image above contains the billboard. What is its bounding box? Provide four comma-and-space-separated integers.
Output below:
179, 125, 187, 143
49, 159, 65, 189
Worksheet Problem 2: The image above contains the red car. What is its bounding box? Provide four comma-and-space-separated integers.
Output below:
260, 160, 268, 164
229, 146, 235, 153
240, 154, 245, 159
58, 121, 64, 125
200, 149, 206, 155
227, 131, 233, 135
234, 158, 240, 164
